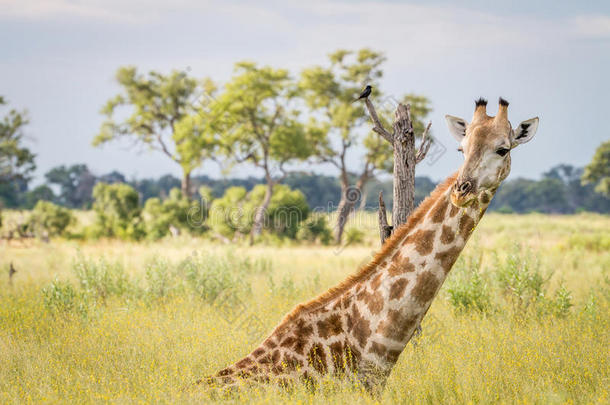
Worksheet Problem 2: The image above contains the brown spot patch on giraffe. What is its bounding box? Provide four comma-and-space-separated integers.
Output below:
368, 341, 387, 357
280, 335, 296, 348
449, 204, 460, 217
435, 246, 462, 274
370, 273, 383, 290
271, 350, 281, 364
258, 353, 273, 365
401, 257, 416, 272
376, 309, 419, 341
329, 341, 345, 372
348, 304, 372, 347
440, 225, 455, 244
317, 313, 343, 339
358, 289, 384, 315
308, 344, 328, 374
235, 357, 253, 368
252, 347, 266, 357
293, 334, 308, 355
428, 197, 449, 223
459, 214, 475, 240
388, 262, 401, 277
387, 349, 402, 363
263, 338, 277, 349
388, 255, 415, 276
411, 271, 440, 304
389, 278, 409, 300
404, 229, 436, 256
295, 319, 314, 338
217, 367, 233, 376
480, 192, 491, 205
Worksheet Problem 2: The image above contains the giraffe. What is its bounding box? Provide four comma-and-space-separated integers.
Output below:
196, 97, 539, 391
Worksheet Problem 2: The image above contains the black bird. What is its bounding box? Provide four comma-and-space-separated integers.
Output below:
9, 262, 16, 285
353, 85, 372, 102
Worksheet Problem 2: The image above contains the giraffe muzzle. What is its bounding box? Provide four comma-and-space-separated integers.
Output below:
451, 179, 477, 207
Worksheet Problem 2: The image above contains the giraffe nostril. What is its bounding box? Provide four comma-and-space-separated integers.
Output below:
459, 181, 472, 194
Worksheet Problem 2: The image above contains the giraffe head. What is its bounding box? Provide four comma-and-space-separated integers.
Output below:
445, 97, 539, 207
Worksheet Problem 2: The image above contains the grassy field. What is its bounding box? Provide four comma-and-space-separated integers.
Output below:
0, 213, 609, 404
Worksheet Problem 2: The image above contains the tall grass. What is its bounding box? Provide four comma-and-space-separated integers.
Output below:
0, 213, 608, 403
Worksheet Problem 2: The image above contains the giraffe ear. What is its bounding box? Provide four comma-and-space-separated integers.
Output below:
511, 117, 539, 147
445, 115, 467, 142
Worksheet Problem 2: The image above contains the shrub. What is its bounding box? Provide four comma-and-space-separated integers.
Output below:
495, 247, 550, 314
73, 255, 131, 302
208, 186, 249, 238
91, 182, 143, 240
26, 200, 74, 237
180, 253, 250, 304
296, 215, 332, 245
142, 188, 200, 240
209, 184, 309, 240
446, 256, 491, 313
42, 279, 89, 318
144, 257, 175, 299
551, 283, 573, 317
567, 234, 610, 252
344, 227, 365, 245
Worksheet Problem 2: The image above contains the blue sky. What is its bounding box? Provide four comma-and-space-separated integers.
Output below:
1, 0, 609, 184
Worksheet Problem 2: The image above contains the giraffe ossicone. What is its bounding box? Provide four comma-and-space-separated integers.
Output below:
195, 97, 539, 391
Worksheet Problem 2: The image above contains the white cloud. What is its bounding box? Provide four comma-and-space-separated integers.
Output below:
571, 15, 610, 38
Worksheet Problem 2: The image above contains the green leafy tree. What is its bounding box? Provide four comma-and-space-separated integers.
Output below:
91, 182, 143, 240
296, 215, 332, 245
214, 62, 323, 243
0, 97, 35, 213
209, 184, 309, 240
582, 140, 610, 197
93, 67, 218, 198
142, 188, 199, 239
0, 96, 35, 183
26, 200, 74, 237
22, 185, 56, 209
299, 49, 431, 243
45, 164, 96, 208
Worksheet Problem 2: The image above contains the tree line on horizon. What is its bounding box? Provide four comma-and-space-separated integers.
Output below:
1, 162, 608, 215
1, 48, 610, 243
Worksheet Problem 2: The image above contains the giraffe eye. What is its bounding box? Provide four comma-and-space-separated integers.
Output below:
496, 148, 509, 157
457, 147, 463, 153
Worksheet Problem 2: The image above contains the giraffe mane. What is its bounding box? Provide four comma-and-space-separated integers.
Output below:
271, 172, 458, 335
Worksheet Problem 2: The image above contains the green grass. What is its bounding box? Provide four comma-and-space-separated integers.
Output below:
0, 213, 609, 403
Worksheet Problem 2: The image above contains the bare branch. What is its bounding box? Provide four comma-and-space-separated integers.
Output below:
155, 134, 180, 163
364, 98, 393, 143
234, 152, 255, 164
377, 191, 392, 245
318, 155, 342, 170
416, 121, 433, 164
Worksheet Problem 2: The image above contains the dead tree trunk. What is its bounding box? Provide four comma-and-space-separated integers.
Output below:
364, 99, 432, 245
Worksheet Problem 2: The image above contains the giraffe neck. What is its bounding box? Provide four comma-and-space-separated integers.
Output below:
203, 173, 496, 390
358, 175, 493, 372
